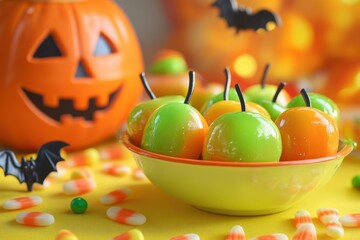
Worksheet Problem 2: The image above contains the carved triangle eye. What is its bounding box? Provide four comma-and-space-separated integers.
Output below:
33, 35, 62, 58
94, 34, 114, 56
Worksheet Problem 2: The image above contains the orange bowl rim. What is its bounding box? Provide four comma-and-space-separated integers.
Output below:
121, 133, 353, 167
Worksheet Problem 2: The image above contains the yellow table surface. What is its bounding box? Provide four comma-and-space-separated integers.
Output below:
1, 143, 360, 240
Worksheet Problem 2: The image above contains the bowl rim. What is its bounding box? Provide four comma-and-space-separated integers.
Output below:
121, 133, 354, 167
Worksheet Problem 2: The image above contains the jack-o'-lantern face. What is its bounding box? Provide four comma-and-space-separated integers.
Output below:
0, 0, 143, 151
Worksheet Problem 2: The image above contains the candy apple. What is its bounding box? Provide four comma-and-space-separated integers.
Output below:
202, 84, 282, 162
252, 82, 287, 121
244, 64, 291, 107
275, 89, 339, 161
190, 82, 223, 111
145, 49, 194, 98
200, 67, 249, 114
127, 72, 184, 147
202, 68, 268, 125
141, 71, 208, 159
286, 92, 340, 122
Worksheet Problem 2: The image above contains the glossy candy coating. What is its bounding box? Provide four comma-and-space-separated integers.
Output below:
141, 102, 208, 159
203, 112, 282, 162
245, 85, 291, 107
70, 197, 88, 214
286, 93, 340, 122
252, 99, 286, 121
148, 49, 187, 75
127, 96, 184, 147
275, 107, 339, 161
201, 88, 241, 114
203, 100, 268, 126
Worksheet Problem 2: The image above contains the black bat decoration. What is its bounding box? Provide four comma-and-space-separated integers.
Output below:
212, 0, 281, 32
0, 141, 69, 191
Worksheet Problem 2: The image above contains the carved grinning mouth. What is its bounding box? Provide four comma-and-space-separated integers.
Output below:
22, 87, 121, 122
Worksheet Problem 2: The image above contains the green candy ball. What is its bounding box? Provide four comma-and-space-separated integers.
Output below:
352, 175, 360, 188
70, 197, 88, 214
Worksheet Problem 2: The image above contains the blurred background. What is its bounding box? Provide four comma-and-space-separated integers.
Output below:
116, 0, 360, 96
116, 0, 360, 142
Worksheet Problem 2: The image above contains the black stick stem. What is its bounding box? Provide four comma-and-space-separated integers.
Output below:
272, 82, 286, 103
300, 88, 311, 107
223, 67, 231, 101
235, 83, 246, 112
260, 63, 271, 89
140, 72, 156, 100
184, 71, 195, 104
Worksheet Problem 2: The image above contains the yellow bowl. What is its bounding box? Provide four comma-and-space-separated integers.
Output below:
122, 133, 353, 216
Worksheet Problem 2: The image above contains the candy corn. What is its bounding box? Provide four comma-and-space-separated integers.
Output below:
169, 233, 200, 240
291, 223, 316, 240
100, 187, 132, 205
249, 233, 288, 240
326, 221, 344, 238
63, 178, 96, 195
2, 196, 43, 210
70, 167, 94, 179
67, 148, 100, 167
55, 229, 79, 240
100, 143, 131, 160
294, 210, 312, 228
132, 168, 146, 180
226, 225, 245, 240
317, 207, 344, 238
112, 229, 144, 240
339, 213, 360, 227
16, 212, 55, 226
107, 207, 146, 226
317, 208, 339, 225
102, 163, 131, 176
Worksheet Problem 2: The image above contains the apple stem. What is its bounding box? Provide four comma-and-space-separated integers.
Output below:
300, 88, 312, 107
223, 67, 231, 101
235, 83, 246, 112
272, 82, 286, 103
139, 72, 156, 100
184, 71, 195, 104
260, 63, 271, 89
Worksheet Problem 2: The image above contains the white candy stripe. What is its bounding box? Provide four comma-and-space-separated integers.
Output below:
2, 196, 43, 210
169, 233, 200, 240
249, 233, 288, 240
339, 214, 360, 227
16, 212, 54, 226
107, 207, 146, 226
63, 178, 96, 195
100, 187, 132, 205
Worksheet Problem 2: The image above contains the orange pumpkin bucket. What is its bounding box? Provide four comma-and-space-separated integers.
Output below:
0, 0, 144, 151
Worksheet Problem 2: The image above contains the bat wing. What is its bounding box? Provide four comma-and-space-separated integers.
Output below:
249, 9, 281, 31
212, 0, 281, 31
34, 141, 69, 184
0, 150, 25, 183
212, 0, 240, 28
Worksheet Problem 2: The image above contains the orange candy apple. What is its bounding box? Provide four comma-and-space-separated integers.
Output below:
275, 89, 339, 161
203, 68, 269, 125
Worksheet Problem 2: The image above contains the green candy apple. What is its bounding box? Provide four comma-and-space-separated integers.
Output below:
200, 67, 247, 114
127, 72, 184, 147
202, 84, 282, 162
286, 92, 340, 122
245, 63, 290, 107
252, 82, 287, 121
141, 71, 208, 159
